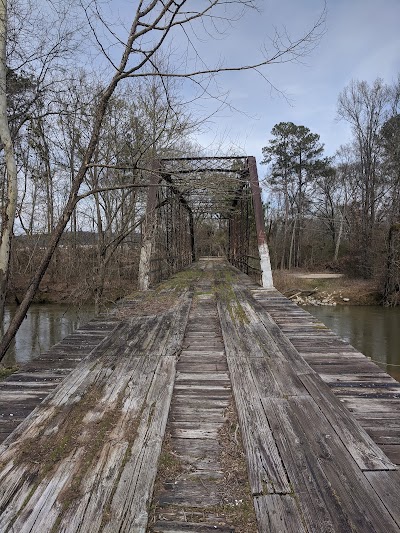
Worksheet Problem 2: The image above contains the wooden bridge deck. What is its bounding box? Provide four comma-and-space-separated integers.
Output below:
0, 258, 399, 532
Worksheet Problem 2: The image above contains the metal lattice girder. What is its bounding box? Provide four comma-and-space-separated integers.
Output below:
136, 156, 273, 288
161, 156, 248, 173
160, 157, 251, 220
156, 156, 273, 288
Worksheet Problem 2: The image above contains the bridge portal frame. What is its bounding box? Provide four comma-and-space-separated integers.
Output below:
138, 156, 273, 289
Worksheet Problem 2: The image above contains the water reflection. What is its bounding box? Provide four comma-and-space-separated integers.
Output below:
304, 305, 400, 382
2, 304, 95, 367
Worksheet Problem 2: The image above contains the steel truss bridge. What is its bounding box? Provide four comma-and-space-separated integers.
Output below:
139, 156, 273, 289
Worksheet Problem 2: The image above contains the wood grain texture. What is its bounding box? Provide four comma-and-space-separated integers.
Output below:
0, 317, 119, 444
218, 265, 400, 532
254, 495, 307, 533
1, 260, 400, 532
151, 293, 240, 530
0, 294, 191, 533
298, 372, 395, 471
365, 470, 400, 528
252, 288, 400, 468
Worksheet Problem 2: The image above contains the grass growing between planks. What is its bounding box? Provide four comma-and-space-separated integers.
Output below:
8, 384, 104, 478
213, 269, 249, 324
116, 266, 205, 318
214, 400, 259, 532
0, 366, 18, 381
2, 379, 142, 529
148, 408, 258, 533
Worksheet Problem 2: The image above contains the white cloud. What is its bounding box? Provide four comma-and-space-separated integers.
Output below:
113, 0, 400, 160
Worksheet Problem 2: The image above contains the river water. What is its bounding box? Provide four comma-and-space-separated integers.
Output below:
2, 304, 95, 367
304, 305, 400, 382
2, 303, 399, 384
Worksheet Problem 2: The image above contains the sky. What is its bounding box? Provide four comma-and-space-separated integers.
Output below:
45, 0, 400, 168
172, 0, 400, 166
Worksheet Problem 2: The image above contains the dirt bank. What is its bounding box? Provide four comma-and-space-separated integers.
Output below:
273, 270, 381, 306
8, 270, 382, 307
8, 278, 134, 306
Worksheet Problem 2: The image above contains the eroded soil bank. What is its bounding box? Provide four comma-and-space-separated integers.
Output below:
273, 269, 382, 306
8, 267, 385, 308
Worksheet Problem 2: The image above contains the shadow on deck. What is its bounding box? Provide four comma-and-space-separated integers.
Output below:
0, 258, 399, 532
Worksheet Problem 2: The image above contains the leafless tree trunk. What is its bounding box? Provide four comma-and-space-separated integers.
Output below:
0, 0, 18, 326
0, 9, 136, 361
138, 166, 159, 291
288, 218, 296, 271
334, 208, 345, 262
338, 79, 390, 278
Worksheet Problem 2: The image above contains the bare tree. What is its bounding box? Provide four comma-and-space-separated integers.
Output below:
0, 0, 326, 364
0, 0, 83, 325
381, 78, 400, 305
0, 0, 18, 325
337, 78, 391, 278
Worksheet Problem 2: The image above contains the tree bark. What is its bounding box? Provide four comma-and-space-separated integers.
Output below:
0, 0, 18, 328
288, 218, 296, 271
0, 0, 167, 362
334, 209, 344, 262
138, 164, 159, 291
383, 222, 400, 306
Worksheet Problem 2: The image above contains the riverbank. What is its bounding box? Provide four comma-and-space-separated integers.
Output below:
273, 269, 381, 306
8, 269, 383, 307
8, 278, 133, 307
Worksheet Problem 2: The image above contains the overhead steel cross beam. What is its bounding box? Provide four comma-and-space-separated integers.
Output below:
161, 156, 248, 174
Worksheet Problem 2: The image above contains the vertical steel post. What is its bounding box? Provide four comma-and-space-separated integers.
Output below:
247, 156, 274, 288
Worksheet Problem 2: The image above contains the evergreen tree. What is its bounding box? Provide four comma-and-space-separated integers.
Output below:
262, 122, 331, 268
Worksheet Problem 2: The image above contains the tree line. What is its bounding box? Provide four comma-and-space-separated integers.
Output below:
262, 77, 400, 305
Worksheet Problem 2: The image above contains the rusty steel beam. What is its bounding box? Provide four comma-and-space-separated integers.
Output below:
247, 156, 273, 288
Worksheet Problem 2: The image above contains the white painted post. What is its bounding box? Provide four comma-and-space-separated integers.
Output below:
247, 156, 274, 288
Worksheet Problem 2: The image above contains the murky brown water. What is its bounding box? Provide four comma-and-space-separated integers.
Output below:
2, 304, 95, 367
2, 303, 399, 384
304, 305, 400, 382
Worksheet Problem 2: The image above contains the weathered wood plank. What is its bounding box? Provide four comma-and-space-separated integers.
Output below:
253, 287, 400, 469
364, 470, 400, 527
287, 396, 399, 531
153, 521, 234, 532
151, 288, 256, 532
380, 445, 400, 465
262, 396, 351, 532
158, 479, 224, 507
0, 295, 192, 532
341, 398, 400, 414
170, 437, 222, 472
254, 494, 306, 533
99, 357, 177, 533
364, 427, 400, 445
217, 301, 292, 496
169, 426, 220, 439
171, 406, 226, 421
176, 372, 229, 381
262, 395, 398, 532
0, 319, 123, 446
177, 362, 228, 373
298, 372, 396, 471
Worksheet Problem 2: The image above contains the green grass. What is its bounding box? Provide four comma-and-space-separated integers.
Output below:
0, 366, 18, 381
